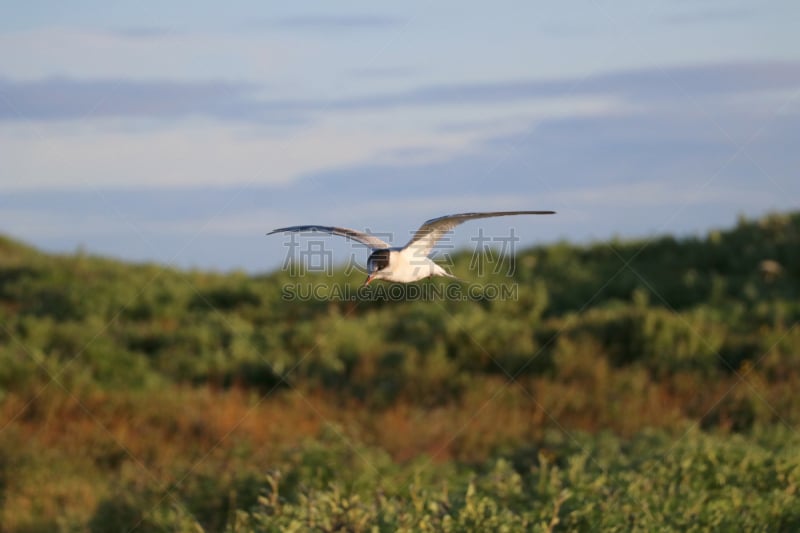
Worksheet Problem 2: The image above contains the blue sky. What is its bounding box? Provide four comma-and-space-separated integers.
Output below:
1, 1, 798, 272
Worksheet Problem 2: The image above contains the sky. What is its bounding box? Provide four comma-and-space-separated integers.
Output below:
1, 1, 798, 273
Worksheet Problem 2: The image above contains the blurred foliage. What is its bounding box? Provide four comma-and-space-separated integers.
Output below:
229, 425, 800, 533
0, 211, 798, 531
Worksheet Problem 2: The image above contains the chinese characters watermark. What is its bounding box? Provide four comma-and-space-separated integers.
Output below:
276, 227, 523, 279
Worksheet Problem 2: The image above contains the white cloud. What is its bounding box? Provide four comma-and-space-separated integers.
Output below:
0, 85, 628, 191
0, 116, 483, 190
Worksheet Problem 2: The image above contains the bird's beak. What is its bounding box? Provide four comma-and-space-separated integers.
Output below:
364, 273, 376, 286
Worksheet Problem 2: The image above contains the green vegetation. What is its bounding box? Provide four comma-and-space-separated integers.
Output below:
0, 211, 798, 532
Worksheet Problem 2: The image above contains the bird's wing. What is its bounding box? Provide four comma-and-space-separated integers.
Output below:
402, 210, 555, 258
267, 225, 390, 249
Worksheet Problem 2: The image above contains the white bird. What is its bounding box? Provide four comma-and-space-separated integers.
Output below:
268, 210, 555, 285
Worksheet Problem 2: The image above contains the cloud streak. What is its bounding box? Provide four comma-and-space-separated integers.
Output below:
0, 77, 306, 124
326, 61, 800, 110
267, 14, 405, 31
2, 61, 798, 123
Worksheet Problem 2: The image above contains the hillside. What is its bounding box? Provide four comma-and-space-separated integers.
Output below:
0, 211, 799, 531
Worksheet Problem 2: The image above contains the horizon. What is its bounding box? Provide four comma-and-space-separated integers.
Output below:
4, 207, 792, 277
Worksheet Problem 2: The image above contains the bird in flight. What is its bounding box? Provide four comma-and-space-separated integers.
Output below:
268, 211, 555, 285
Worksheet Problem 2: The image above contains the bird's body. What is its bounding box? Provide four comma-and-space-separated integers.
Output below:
367, 248, 457, 284
268, 210, 555, 285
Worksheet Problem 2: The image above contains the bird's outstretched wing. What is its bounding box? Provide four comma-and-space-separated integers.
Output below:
403, 210, 555, 258
267, 225, 391, 249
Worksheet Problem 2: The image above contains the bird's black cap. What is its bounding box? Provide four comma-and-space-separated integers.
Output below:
367, 249, 390, 272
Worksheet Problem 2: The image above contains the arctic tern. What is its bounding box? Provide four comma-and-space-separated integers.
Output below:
268, 211, 555, 285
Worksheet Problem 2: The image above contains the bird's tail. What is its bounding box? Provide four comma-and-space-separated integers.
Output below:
435, 265, 465, 283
